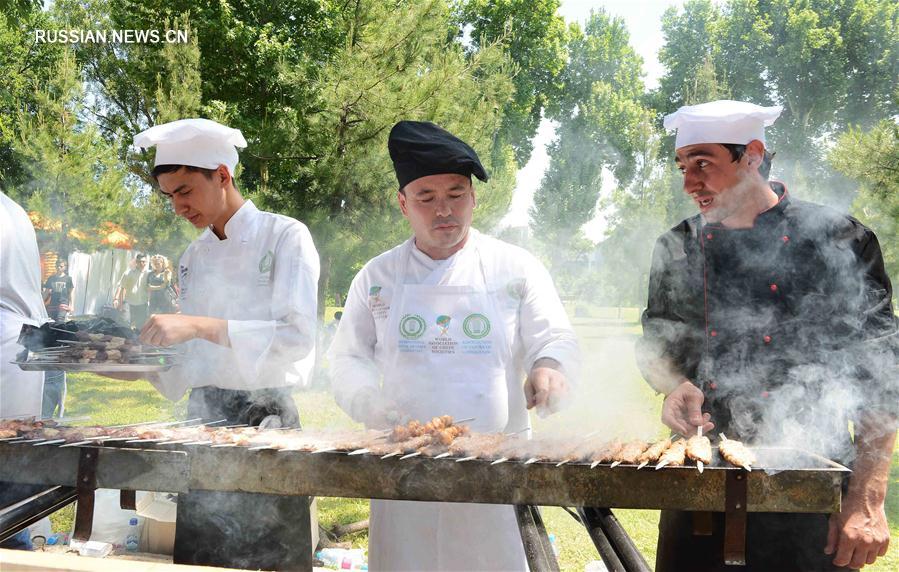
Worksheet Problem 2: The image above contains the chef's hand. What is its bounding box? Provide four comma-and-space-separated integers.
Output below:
825, 495, 890, 568
351, 387, 403, 430
525, 358, 569, 417
140, 314, 229, 347
661, 380, 714, 436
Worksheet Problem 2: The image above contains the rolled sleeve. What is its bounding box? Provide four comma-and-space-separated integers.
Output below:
327, 270, 382, 419
518, 258, 580, 385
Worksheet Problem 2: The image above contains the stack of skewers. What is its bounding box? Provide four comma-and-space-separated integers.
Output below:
21, 330, 178, 366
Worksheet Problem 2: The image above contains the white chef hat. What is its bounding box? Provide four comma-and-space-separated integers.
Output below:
663, 100, 783, 150
133, 118, 247, 177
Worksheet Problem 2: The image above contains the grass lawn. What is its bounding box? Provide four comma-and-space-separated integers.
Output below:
46, 306, 898, 570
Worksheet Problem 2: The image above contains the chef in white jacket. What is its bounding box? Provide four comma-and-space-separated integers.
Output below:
328, 121, 580, 571
130, 118, 319, 569
0, 190, 48, 419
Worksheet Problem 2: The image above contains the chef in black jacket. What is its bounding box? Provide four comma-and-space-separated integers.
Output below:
637, 100, 897, 571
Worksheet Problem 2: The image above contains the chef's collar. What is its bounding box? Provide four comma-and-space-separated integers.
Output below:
199, 200, 257, 242
754, 181, 790, 224
702, 181, 790, 230
411, 228, 478, 263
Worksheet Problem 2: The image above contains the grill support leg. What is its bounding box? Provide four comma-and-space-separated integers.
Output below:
514, 504, 560, 572
0, 486, 77, 543
73, 448, 98, 541
577, 507, 625, 572
579, 507, 651, 572
724, 470, 748, 566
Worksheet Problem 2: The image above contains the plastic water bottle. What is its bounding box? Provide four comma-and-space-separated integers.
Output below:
548, 533, 560, 558
316, 548, 366, 570
125, 518, 140, 552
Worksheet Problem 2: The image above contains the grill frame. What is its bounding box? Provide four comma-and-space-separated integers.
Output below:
0, 439, 848, 513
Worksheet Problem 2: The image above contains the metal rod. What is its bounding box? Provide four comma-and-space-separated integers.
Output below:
577, 507, 625, 572
579, 507, 651, 572
514, 505, 560, 572
32, 439, 67, 447
0, 486, 77, 543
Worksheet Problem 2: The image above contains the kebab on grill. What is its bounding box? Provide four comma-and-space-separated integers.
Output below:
637, 438, 672, 469
718, 433, 755, 471
656, 439, 687, 469
611, 440, 650, 466
686, 430, 713, 473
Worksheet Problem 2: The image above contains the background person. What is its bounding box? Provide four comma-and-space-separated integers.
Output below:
329, 120, 580, 571
637, 100, 897, 571
147, 254, 175, 314
114, 253, 149, 329
42, 258, 74, 322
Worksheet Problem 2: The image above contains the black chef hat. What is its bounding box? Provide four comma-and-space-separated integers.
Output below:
388, 121, 489, 190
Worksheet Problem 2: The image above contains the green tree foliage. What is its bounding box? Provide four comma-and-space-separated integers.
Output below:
529, 10, 649, 293
264, 0, 517, 308
654, 0, 898, 203
10, 49, 132, 253
0, 4, 63, 187
832, 120, 899, 287
455, 0, 567, 164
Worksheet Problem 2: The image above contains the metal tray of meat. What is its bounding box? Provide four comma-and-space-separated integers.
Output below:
12, 360, 175, 373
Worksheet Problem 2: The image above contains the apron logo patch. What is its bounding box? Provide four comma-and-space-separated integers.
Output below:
506, 278, 525, 300
369, 285, 389, 319
259, 251, 274, 274
462, 313, 491, 339
257, 251, 274, 286
399, 314, 427, 339
179, 265, 189, 298
436, 315, 452, 336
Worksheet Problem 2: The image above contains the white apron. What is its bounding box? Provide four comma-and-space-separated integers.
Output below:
368, 240, 528, 571
0, 310, 44, 418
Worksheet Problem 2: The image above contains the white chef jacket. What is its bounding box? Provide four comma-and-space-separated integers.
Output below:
329, 228, 580, 426
0, 191, 48, 417
153, 200, 320, 401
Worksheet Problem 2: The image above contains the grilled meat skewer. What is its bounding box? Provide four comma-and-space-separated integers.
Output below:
718, 433, 755, 471
637, 438, 672, 469
686, 430, 713, 473
656, 439, 687, 469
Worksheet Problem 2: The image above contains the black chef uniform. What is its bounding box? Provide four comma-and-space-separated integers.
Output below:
637, 182, 898, 572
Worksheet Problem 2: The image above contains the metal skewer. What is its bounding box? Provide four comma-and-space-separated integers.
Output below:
696, 425, 704, 474
33, 439, 67, 446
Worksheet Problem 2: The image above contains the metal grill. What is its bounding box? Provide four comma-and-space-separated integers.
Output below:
0, 427, 850, 571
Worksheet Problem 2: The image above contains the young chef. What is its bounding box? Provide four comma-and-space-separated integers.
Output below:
328, 120, 580, 570
131, 118, 320, 569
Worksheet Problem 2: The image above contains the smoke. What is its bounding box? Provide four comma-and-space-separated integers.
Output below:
637, 165, 898, 468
